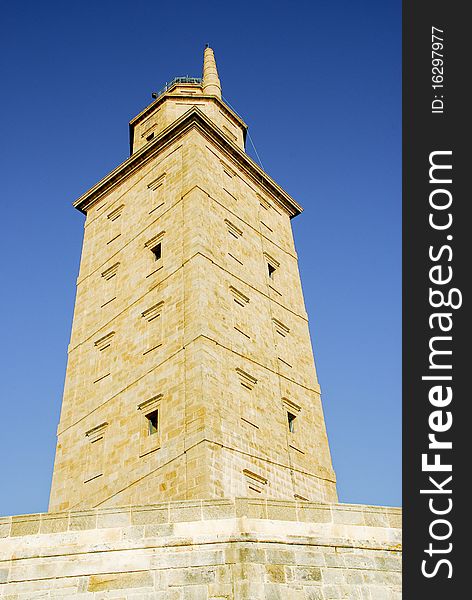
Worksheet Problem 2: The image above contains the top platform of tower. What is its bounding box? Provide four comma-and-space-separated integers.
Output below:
73, 47, 303, 218
128, 47, 248, 155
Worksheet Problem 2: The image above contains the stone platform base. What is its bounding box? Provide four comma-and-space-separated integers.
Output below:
0, 498, 401, 599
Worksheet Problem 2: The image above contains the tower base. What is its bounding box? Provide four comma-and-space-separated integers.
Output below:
0, 498, 401, 598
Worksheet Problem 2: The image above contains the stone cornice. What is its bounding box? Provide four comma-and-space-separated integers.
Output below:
129, 92, 247, 155
129, 90, 247, 132
73, 108, 303, 218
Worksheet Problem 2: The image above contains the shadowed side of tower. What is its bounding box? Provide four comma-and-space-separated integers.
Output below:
48, 47, 337, 512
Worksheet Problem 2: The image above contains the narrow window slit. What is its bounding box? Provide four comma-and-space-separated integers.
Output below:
288, 412, 296, 433
146, 410, 159, 435
151, 242, 162, 261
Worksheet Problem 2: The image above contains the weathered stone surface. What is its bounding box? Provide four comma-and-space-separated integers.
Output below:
131, 505, 169, 525
265, 564, 286, 583
69, 511, 97, 531
10, 515, 41, 537
0, 519, 11, 538
0, 500, 401, 599
39, 514, 69, 534
289, 566, 322, 584
88, 571, 153, 591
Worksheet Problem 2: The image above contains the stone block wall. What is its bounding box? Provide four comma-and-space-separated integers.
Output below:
0, 499, 401, 599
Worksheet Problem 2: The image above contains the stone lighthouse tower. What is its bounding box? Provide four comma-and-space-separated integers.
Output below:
1, 47, 401, 600
49, 47, 337, 512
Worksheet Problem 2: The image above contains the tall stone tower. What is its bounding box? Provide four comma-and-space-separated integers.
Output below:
49, 47, 337, 512
2, 47, 400, 600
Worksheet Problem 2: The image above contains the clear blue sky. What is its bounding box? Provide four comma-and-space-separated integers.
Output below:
0, 0, 400, 516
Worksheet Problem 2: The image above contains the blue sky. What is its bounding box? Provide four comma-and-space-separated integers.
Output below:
0, 0, 400, 516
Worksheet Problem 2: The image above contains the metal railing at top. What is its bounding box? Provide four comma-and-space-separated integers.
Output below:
155, 77, 202, 97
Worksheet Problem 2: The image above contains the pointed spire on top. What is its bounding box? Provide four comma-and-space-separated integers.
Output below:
202, 45, 222, 99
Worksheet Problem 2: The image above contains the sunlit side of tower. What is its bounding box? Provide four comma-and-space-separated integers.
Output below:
49, 47, 337, 512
